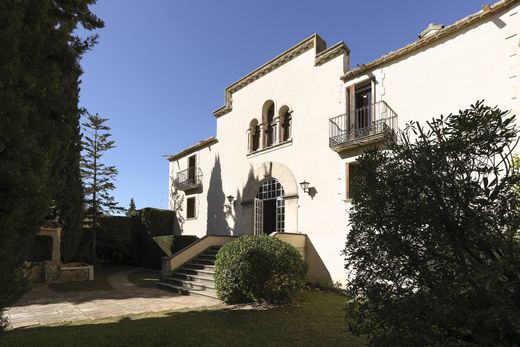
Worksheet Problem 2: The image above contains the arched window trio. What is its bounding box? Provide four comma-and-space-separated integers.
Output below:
248, 100, 292, 153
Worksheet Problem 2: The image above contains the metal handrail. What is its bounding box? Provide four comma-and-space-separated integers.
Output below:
329, 101, 398, 148
174, 167, 202, 189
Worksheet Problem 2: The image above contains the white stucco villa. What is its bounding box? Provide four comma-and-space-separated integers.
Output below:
160, 0, 519, 294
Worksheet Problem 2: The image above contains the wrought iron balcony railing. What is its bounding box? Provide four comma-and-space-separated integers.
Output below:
329, 101, 398, 151
174, 167, 202, 191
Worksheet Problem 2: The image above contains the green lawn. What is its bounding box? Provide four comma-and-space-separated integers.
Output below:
48, 265, 125, 293
0, 291, 367, 347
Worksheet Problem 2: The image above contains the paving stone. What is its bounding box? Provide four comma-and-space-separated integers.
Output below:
5, 266, 222, 330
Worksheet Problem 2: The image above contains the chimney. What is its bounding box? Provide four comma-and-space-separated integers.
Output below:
418, 23, 444, 39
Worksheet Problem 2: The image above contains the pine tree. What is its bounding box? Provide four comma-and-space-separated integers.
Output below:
81, 113, 124, 263
127, 198, 138, 216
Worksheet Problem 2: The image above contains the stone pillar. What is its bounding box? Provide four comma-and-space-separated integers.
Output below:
259, 123, 266, 149
161, 257, 172, 280
273, 116, 280, 145
246, 128, 252, 153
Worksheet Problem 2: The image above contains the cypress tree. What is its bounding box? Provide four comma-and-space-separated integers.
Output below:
127, 198, 138, 217
0, 0, 103, 331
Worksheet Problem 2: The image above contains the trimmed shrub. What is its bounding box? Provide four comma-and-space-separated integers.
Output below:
214, 235, 307, 304
130, 225, 171, 270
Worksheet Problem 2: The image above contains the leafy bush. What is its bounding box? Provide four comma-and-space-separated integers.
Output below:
214, 235, 307, 304
344, 102, 520, 346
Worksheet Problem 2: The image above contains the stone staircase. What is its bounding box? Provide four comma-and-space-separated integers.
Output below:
157, 245, 220, 299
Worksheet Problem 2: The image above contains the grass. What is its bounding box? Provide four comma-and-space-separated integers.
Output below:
47, 265, 125, 293
127, 268, 160, 288
0, 291, 367, 347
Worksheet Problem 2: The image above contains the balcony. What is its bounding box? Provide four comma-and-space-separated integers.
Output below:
174, 167, 202, 191
329, 101, 398, 152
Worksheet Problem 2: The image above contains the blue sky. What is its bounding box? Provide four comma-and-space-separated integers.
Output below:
79, 0, 489, 211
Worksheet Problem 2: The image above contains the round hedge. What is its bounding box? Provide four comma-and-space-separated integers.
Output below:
214, 235, 307, 304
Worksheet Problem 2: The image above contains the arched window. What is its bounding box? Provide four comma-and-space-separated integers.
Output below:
279, 105, 291, 142
249, 119, 260, 152
262, 100, 275, 147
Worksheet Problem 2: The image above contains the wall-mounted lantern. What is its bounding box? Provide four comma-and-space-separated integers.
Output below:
299, 181, 310, 194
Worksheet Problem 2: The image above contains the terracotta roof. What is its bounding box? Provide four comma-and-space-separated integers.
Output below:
341, 0, 519, 81
165, 137, 218, 161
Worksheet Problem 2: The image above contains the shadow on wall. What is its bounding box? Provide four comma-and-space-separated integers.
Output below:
304, 235, 332, 285
206, 155, 231, 235
233, 165, 259, 235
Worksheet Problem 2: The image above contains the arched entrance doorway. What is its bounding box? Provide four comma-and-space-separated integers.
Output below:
254, 178, 285, 235
240, 161, 297, 235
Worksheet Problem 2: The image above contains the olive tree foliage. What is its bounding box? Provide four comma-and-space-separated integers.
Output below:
0, 0, 102, 332
344, 101, 520, 346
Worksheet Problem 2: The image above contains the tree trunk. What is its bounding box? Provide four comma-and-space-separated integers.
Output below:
92, 128, 98, 264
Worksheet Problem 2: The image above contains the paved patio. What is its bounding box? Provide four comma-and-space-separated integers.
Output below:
5, 267, 221, 330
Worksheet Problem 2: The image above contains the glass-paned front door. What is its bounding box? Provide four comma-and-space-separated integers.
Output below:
255, 179, 285, 234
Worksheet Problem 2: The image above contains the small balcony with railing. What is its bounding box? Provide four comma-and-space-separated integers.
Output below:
329, 101, 398, 152
174, 167, 202, 191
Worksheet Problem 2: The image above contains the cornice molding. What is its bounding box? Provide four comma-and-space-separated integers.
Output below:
315, 42, 350, 66
213, 33, 349, 118
165, 137, 218, 161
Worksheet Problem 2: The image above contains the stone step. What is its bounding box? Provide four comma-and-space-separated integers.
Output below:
191, 258, 215, 266
197, 254, 217, 261
177, 267, 215, 277
204, 249, 219, 254
171, 271, 215, 283
182, 261, 215, 273
157, 282, 218, 299
165, 277, 216, 290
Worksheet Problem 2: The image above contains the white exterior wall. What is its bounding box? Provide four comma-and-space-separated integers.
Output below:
216, 48, 349, 282
346, 4, 520, 135
170, 45, 351, 283
169, 3, 519, 284
169, 142, 220, 238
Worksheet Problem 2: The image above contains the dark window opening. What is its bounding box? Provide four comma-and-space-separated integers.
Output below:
187, 197, 196, 219
346, 163, 359, 200
265, 103, 275, 147
282, 111, 292, 141
354, 85, 372, 130
252, 125, 260, 151
188, 155, 196, 183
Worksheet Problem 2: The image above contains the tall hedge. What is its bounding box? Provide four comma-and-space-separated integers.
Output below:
130, 208, 176, 269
